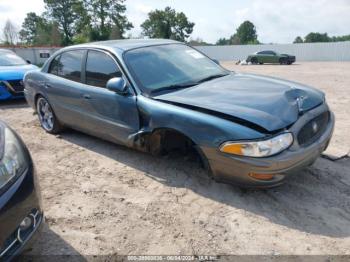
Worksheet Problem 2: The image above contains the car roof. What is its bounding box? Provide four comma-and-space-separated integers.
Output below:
42, 39, 183, 73
73, 39, 181, 51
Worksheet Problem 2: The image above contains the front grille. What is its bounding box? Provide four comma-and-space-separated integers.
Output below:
0, 209, 42, 259
297, 111, 330, 146
6, 80, 24, 93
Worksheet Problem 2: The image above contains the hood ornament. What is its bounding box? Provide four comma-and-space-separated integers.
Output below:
296, 95, 306, 114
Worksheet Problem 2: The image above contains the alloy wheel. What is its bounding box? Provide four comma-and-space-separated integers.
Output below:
37, 98, 54, 131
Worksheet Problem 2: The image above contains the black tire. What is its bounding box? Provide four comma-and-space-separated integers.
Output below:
251, 57, 258, 64
279, 58, 287, 65
259, 62, 263, 65
36, 96, 63, 134
287, 60, 292, 65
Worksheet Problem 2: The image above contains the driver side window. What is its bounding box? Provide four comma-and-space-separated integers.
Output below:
85, 50, 122, 88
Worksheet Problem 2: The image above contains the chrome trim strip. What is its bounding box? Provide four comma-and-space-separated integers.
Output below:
0, 238, 17, 257
0, 210, 41, 258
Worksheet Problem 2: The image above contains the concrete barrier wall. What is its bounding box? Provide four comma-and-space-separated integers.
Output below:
2, 47, 60, 65
2, 41, 350, 64
196, 41, 350, 61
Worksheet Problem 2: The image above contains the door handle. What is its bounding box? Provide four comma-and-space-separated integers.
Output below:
83, 94, 91, 99
44, 83, 52, 89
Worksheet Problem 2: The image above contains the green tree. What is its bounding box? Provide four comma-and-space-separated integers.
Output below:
188, 37, 211, 46
293, 36, 303, 43
19, 12, 63, 46
84, 0, 133, 41
44, 0, 86, 45
304, 32, 330, 43
109, 24, 122, 40
216, 37, 231, 45
215, 21, 259, 45
234, 20, 258, 44
331, 35, 350, 42
141, 7, 195, 42
19, 13, 43, 44
49, 22, 62, 46
33, 22, 62, 46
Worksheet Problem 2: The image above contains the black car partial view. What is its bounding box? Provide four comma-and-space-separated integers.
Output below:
0, 121, 43, 260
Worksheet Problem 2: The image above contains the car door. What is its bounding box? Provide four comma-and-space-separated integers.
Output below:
79, 49, 139, 145
257, 51, 269, 63
45, 50, 90, 129
260, 51, 271, 63
269, 51, 279, 63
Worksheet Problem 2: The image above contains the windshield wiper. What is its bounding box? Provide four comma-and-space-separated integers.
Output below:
150, 73, 229, 95
196, 73, 229, 84
151, 82, 197, 95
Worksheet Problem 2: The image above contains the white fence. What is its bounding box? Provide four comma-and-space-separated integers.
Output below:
196, 41, 350, 61
3, 41, 350, 64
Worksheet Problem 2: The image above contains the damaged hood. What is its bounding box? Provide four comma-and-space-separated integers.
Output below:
154, 73, 324, 132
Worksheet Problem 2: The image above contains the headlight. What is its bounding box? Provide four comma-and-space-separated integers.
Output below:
220, 133, 293, 157
0, 127, 28, 190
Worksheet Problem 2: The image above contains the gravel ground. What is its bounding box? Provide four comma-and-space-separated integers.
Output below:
0, 62, 349, 257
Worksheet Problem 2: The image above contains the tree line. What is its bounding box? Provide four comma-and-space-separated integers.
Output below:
2, 1, 195, 46
293, 33, 350, 43
1, 0, 349, 47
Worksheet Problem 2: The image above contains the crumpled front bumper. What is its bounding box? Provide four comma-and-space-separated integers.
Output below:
202, 103, 335, 188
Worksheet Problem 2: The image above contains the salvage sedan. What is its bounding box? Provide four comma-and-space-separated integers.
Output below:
24, 39, 334, 187
0, 49, 38, 101
0, 120, 43, 260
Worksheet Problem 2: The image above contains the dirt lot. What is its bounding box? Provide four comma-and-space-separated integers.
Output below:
1, 62, 350, 257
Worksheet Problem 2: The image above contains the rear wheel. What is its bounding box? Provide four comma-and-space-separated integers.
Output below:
36, 96, 63, 134
251, 57, 258, 64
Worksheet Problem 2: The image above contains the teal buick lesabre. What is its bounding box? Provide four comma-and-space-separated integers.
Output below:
23, 39, 334, 188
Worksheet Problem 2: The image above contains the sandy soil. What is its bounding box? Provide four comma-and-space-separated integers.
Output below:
0, 62, 349, 257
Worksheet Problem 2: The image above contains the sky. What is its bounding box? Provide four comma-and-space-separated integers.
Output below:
0, 0, 350, 44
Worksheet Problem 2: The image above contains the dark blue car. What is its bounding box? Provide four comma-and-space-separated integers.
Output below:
0, 121, 43, 260
0, 49, 38, 101
23, 39, 334, 188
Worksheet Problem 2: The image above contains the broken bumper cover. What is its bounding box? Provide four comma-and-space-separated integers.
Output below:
0, 81, 25, 101
202, 105, 335, 188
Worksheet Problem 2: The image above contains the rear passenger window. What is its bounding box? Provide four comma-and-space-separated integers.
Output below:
57, 50, 84, 82
48, 55, 61, 75
85, 50, 122, 88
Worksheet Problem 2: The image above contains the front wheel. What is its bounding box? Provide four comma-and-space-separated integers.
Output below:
36, 96, 63, 134
279, 58, 287, 65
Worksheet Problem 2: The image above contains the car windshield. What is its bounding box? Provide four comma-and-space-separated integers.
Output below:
124, 44, 229, 95
0, 52, 28, 66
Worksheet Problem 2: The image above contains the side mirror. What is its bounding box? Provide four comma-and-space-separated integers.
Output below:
212, 59, 220, 65
106, 77, 127, 94
26, 60, 31, 64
